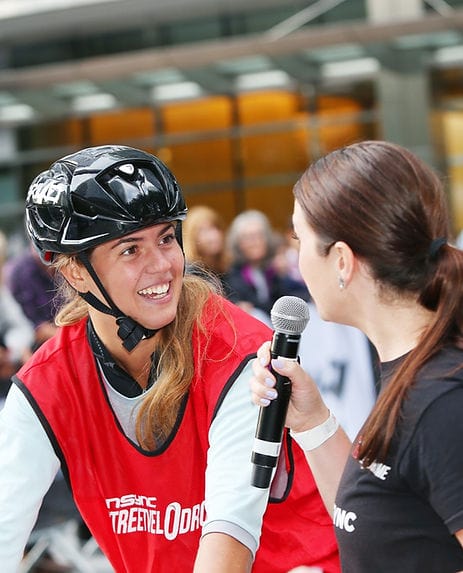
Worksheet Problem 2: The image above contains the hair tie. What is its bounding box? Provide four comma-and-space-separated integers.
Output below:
429, 237, 447, 260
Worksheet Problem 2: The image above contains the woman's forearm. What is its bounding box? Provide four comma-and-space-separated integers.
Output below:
299, 427, 351, 516
194, 532, 253, 573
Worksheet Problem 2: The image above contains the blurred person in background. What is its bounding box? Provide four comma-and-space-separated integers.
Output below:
0, 145, 340, 573
224, 210, 289, 325
2, 236, 89, 573
250, 140, 463, 572
5, 239, 59, 350
0, 230, 34, 404
183, 204, 231, 293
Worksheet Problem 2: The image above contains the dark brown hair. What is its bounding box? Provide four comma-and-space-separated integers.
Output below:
294, 140, 463, 465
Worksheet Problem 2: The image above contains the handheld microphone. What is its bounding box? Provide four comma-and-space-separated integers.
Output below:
251, 295, 310, 489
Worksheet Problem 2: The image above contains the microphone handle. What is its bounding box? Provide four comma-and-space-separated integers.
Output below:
251, 332, 300, 488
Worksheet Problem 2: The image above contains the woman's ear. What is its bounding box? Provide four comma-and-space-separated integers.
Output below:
333, 241, 355, 288
60, 258, 89, 293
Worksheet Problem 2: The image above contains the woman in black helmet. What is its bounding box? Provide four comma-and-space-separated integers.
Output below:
0, 146, 340, 573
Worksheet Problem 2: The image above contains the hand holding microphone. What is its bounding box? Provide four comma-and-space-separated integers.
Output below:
251, 296, 310, 489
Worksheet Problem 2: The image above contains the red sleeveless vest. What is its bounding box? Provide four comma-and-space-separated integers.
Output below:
16, 295, 339, 572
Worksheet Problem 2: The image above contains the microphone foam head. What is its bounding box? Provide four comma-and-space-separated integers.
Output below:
270, 296, 310, 335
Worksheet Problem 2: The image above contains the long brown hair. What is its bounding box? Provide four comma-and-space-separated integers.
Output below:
53, 255, 223, 450
294, 140, 463, 465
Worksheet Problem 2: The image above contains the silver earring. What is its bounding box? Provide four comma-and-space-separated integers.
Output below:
338, 277, 345, 290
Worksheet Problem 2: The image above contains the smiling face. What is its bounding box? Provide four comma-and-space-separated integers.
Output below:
83, 222, 185, 334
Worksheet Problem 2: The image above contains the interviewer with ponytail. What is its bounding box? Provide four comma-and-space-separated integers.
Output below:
250, 140, 463, 572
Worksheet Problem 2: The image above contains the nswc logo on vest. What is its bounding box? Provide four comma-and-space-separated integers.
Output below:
105, 494, 206, 540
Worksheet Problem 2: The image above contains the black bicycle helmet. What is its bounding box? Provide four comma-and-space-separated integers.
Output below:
26, 144, 187, 263
25, 145, 188, 351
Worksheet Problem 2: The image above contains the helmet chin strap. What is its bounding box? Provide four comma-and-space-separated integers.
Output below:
77, 252, 157, 352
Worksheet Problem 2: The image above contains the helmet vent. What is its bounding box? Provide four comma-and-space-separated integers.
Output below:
117, 163, 135, 176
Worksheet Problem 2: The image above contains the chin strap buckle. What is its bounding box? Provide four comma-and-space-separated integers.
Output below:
116, 316, 156, 352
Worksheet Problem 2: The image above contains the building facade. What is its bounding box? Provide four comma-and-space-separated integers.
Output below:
1, 0, 463, 237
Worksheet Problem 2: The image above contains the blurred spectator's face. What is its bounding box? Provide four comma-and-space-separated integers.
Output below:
238, 222, 267, 264
197, 223, 224, 257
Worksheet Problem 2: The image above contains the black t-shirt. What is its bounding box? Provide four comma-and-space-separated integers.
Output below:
335, 346, 463, 572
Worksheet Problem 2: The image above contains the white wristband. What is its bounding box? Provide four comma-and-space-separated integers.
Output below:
290, 411, 339, 451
